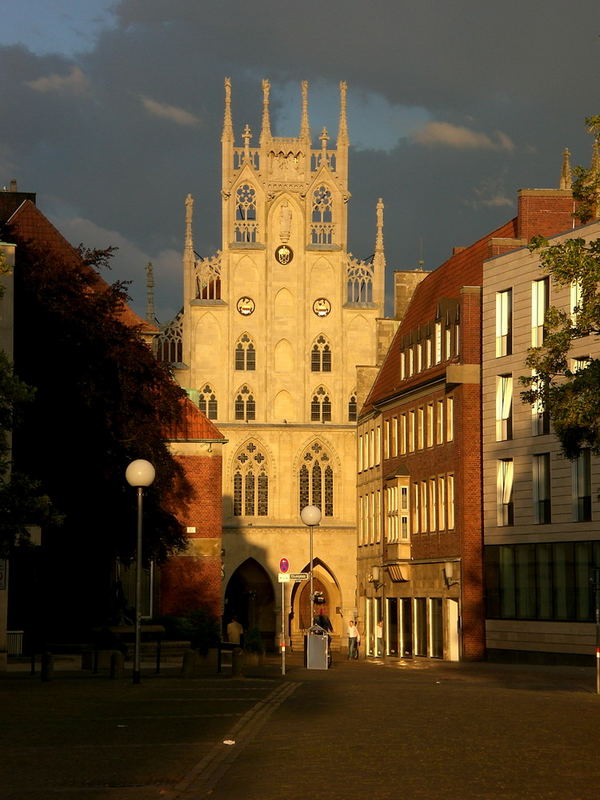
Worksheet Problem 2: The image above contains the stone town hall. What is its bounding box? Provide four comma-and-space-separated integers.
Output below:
161, 79, 389, 648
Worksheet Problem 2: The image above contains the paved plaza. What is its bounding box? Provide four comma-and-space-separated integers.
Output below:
1, 654, 599, 799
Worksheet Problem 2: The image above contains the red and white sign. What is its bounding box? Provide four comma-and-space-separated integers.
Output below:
279, 557, 290, 573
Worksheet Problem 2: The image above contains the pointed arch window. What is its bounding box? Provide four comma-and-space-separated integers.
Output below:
198, 384, 218, 420
348, 392, 357, 422
233, 440, 269, 516
235, 184, 258, 243
235, 334, 256, 371
235, 385, 256, 421
311, 185, 333, 244
299, 441, 334, 516
311, 386, 331, 422
311, 335, 332, 372
347, 261, 374, 305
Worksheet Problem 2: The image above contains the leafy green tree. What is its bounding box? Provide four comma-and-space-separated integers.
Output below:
9, 239, 192, 632
0, 255, 54, 556
571, 116, 600, 225
521, 235, 600, 459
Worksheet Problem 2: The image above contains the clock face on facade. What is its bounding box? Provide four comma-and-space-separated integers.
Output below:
275, 244, 293, 265
313, 297, 331, 317
236, 296, 255, 316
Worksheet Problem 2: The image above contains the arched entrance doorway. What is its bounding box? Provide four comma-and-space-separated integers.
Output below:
224, 558, 275, 651
290, 559, 341, 636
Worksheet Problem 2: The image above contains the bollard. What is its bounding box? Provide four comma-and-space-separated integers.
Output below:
231, 647, 244, 678
110, 650, 125, 679
40, 651, 54, 682
181, 649, 198, 678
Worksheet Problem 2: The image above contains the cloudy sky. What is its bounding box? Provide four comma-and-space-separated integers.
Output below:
1, 0, 598, 321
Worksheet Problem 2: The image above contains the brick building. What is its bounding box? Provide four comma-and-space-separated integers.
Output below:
358, 184, 578, 661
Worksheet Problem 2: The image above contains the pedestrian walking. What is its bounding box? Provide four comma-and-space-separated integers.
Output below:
347, 619, 360, 659
376, 619, 384, 657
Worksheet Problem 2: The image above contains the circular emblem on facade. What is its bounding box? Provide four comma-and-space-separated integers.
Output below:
236, 296, 255, 316
275, 244, 293, 265
313, 297, 331, 317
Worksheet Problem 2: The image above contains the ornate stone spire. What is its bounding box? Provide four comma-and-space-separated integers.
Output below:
559, 147, 572, 189
260, 78, 272, 145
145, 262, 156, 324
184, 193, 194, 261
337, 81, 349, 146
319, 127, 329, 165
222, 77, 233, 143
242, 123, 252, 162
300, 80, 310, 143
375, 198, 384, 253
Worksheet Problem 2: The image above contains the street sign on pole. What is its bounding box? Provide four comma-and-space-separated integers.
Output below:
290, 572, 309, 581
279, 557, 290, 573
278, 572, 290, 583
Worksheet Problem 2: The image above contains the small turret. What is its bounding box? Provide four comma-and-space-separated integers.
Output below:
559, 147, 572, 190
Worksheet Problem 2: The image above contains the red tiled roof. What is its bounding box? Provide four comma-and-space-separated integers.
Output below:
5, 200, 157, 334
165, 397, 226, 442
362, 216, 518, 413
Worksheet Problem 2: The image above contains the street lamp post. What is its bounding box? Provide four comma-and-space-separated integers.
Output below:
125, 459, 155, 685
300, 505, 322, 629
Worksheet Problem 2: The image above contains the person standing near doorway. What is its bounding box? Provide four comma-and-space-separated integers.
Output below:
226, 616, 244, 646
347, 619, 360, 660
376, 619, 384, 657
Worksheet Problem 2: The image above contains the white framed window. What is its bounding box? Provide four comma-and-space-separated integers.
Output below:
447, 474, 455, 529
446, 395, 454, 442
533, 453, 551, 524
437, 475, 446, 531
375, 426, 381, 465
427, 403, 434, 448
570, 280, 582, 322
358, 434, 363, 472
384, 420, 390, 460
400, 351, 406, 380
495, 374, 513, 441
408, 347, 414, 376
392, 417, 399, 457
531, 278, 549, 347
400, 414, 407, 454
497, 459, 514, 526
530, 369, 549, 436
495, 289, 512, 357
425, 338, 432, 368
572, 449, 591, 522
421, 480, 428, 533
412, 482, 420, 533
435, 321, 442, 363
436, 399, 444, 445
417, 407, 424, 450
409, 410, 416, 452
429, 478, 437, 532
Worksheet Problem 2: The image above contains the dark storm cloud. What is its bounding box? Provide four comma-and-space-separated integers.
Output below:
1, 0, 598, 319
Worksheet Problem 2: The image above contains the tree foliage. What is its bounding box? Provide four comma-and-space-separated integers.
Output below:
0, 255, 55, 555
521, 235, 600, 458
12, 241, 192, 574
571, 116, 600, 225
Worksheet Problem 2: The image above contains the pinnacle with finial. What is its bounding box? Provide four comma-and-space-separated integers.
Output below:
184, 194, 194, 260
375, 197, 384, 252
337, 81, 349, 146
260, 78, 272, 144
222, 77, 233, 142
300, 80, 310, 142
560, 147, 572, 189
145, 262, 156, 324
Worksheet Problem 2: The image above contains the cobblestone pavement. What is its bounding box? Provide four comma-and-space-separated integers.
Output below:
1, 655, 599, 799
